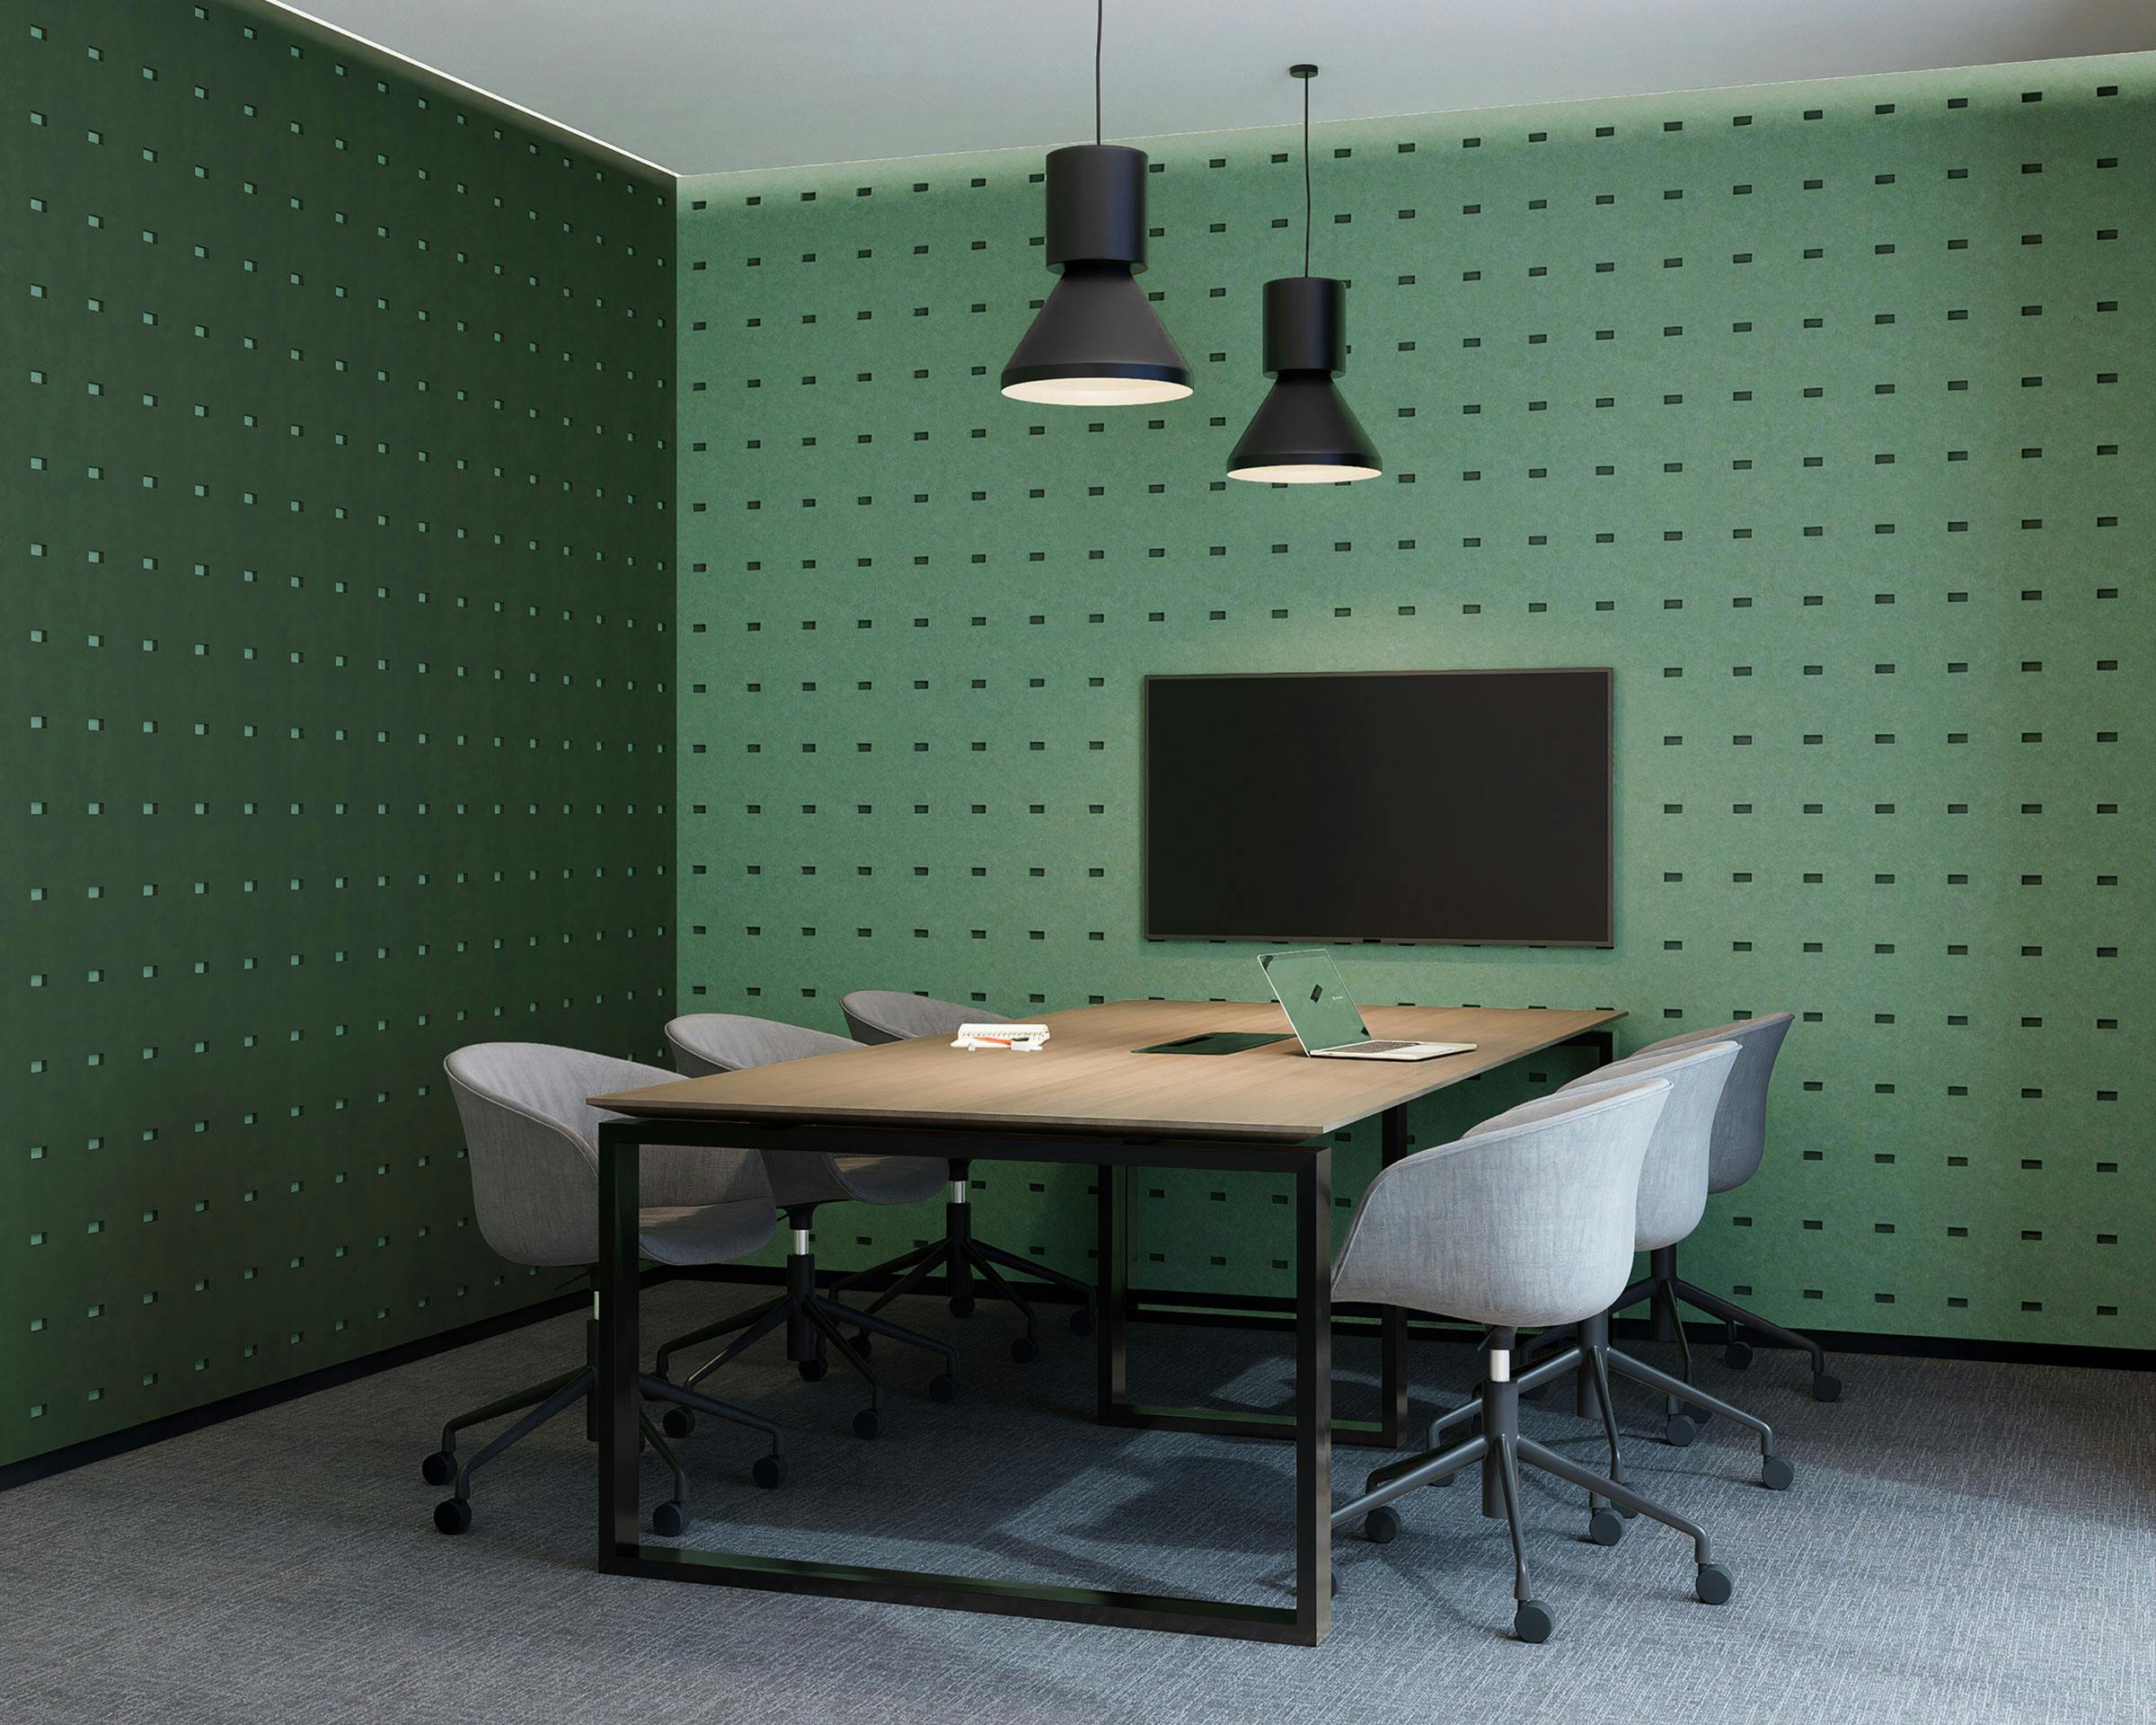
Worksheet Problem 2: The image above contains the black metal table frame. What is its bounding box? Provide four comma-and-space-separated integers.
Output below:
599, 1117, 1336, 1643
593, 1026, 1615, 1647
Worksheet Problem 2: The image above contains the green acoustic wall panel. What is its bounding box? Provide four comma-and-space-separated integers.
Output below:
1, 0, 675, 1464
676, 56, 2153, 1347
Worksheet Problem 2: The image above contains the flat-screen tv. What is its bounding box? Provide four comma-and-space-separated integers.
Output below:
1143, 668, 1613, 947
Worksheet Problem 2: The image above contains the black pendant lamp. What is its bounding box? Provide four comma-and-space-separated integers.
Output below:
999, 0, 1191, 406
1228, 65, 1381, 483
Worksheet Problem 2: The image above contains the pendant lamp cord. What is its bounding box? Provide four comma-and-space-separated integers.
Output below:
1093, 0, 1104, 145
1302, 74, 1312, 277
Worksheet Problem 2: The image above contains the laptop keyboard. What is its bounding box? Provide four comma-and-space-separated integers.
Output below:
1334, 1039, 1418, 1054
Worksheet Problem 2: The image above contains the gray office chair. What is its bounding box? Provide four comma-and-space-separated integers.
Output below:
1616, 1015, 1838, 1402
836, 991, 1096, 1350
1329, 1078, 1736, 1644
1418, 1042, 1793, 1495
649, 1015, 957, 1441
429, 1043, 788, 1537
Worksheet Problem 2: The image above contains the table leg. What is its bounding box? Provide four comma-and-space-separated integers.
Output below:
1376, 1107, 1409, 1446
596, 1123, 642, 1558
1294, 1147, 1333, 1642
1095, 1163, 1130, 1419
1099, 1140, 1393, 1451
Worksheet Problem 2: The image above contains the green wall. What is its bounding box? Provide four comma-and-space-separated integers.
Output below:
1, 0, 676, 1465
676, 56, 2154, 1349
4, 18, 2147, 1473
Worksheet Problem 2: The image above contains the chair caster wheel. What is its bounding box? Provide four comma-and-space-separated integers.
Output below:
1697, 1562, 1734, 1606
1684, 1402, 1713, 1426
661, 1407, 695, 1439
1330, 1572, 1339, 1597
1520, 1383, 1546, 1403
1010, 1336, 1039, 1364
950, 1296, 976, 1319
1663, 1414, 1697, 1447
853, 1409, 881, 1440
650, 1499, 687, 1538
1431, 1467, 1457, 1488
1762, 1454, 1795, 1491
1588, 1508, 1624, 1547
1514, 1599, 1554, 1643
798, 1356, 828, 1383
852, 1333, 872, 1358
433, 1499, 473, 1536
1364, 1507, 1401, 1545
1725, 1340, 1754, 1370
420, 1450, 455, 1487
752, 1454, 785, 1490
1069, 1306, 1096, 1337
928, 1373, 958, 1404
1812, 1372, 1842, 1403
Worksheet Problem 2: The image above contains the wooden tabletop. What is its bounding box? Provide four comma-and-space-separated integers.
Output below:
589, 999, 1625, 1143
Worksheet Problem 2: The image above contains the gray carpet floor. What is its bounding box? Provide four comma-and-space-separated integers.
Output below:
4, 1281, 2151, 1725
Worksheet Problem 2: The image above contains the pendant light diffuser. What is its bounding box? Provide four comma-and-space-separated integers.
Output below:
1227, 66, 1380, 483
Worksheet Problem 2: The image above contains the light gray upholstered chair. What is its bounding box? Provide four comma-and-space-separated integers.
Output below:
649, 1015, 955, 1442
1624, 1015, 1837, 1401
428, 1043, 787, 1537
1431, 1044, 1794, 1499
837, 991, 1096, 1348
1329, 1078, 1736, 1644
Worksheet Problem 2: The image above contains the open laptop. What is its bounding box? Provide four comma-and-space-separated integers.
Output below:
1259, 949, 1478, 1062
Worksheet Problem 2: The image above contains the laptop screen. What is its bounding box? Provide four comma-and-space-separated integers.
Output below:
1259, 949, 1371, 1053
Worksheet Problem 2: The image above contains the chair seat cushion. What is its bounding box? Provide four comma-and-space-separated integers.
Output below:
638, 1199, 783, 1267
765, 1152, 948, 1210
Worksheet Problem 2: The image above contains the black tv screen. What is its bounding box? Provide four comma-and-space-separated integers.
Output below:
1143, 668, 1613, 947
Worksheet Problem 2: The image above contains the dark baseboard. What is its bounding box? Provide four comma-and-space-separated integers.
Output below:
1116, 1285, 2155, 1374
670, 1263, 2154, 1373
0, 1269, 669, 1495
9, 1260, 2145, 1492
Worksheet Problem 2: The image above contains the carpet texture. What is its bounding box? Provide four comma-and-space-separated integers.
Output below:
4, 1282, 2150, 1725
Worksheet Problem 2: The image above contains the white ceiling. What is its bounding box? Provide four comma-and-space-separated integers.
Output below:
277, 0, 2153, 176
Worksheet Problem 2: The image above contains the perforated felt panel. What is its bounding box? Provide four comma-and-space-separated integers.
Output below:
675, 56, 2152, 1348
1, 0, 675, 1466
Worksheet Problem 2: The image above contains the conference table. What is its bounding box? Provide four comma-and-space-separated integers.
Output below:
588, 997, 1622, 1645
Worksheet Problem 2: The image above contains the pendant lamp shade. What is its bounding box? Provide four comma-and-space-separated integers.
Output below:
1226, 276, 1381, 482
1001, 145, 1192, 406
1227, 65, 1380, 483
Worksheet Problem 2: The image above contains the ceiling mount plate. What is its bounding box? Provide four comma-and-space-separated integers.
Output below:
1289, 63, 1319, 79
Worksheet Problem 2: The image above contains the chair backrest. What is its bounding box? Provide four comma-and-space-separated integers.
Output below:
840, 990, 1005, 1046
1331, 1078, 1670, 1331
667, 1013, 862, 1078
1633, 1013, 1793, 1192
443, 1042, 771, 1268
1501, 1041, 1740, 1252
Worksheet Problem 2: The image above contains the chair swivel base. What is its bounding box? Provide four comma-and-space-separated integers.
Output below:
420, 1320, 784, 1537
1624, 1245, 1843, 1402
1516, 1284, 1719, 1430
831, 1172, 1095, 1364
1336, 1331, 1733, 1643
1418, 1327, 1794, 1495
654, 1231, 958, 1441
